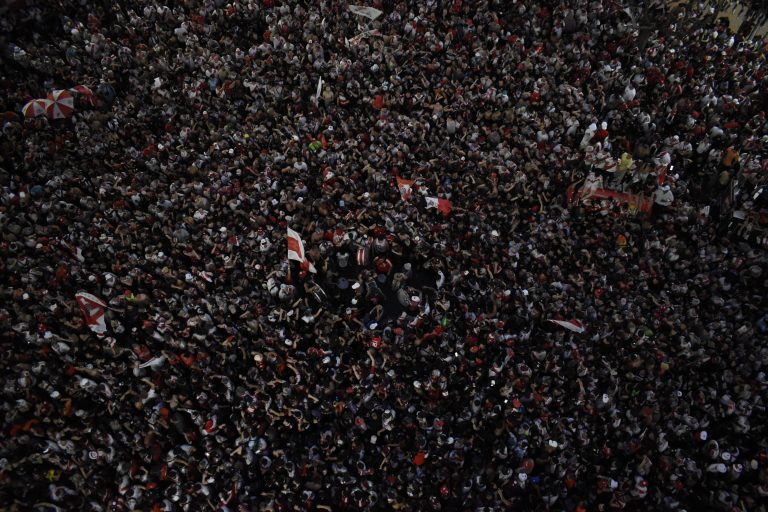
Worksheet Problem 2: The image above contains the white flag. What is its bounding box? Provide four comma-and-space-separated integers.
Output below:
547, 319, 585, 333
75, 292, 108, 334
287, 227, 317, 273
315, 77, 323, 102
425, 196, 452, 215
349, 5, 383, 20
287, 227, 306, 263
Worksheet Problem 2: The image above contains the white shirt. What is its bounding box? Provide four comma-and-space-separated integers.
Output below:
654, 188, 674, 206
622, 84, 636, 102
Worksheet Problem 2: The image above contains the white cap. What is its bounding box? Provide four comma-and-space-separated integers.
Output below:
351, 282, 361, 290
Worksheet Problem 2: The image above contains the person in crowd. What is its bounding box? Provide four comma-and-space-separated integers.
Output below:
0, 0, 767, 511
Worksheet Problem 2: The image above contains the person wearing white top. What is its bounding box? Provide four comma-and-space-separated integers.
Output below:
654, 185, 674, 207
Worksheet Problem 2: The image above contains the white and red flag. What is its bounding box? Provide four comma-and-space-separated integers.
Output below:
287, 227, 317, 273
425, 196, 452, 215
357, 246, 370, 266
547, 318, 585, 333
396, 177, 415, 201
75, 292, 108, 334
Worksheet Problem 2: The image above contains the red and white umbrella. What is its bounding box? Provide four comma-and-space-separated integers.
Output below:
69, 84, 97, 105
46, 89, 75, 119
21, 98, 52, 118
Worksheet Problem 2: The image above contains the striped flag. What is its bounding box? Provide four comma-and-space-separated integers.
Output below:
357, 246, 370, 266
547, 319, 585, 333
287, 227, 316, 273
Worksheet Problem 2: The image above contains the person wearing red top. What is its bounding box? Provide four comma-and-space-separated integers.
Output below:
374, 256, 393, 275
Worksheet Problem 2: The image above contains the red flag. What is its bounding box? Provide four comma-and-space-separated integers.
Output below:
396, 177, 415, 201
658, 166, 668, 186
357, 246, 370, 266
287, 227, 316, 273
425, 196, 452, 215
321, 133, 327, 150
75, 292, 108, 334
300, 259, 316, 273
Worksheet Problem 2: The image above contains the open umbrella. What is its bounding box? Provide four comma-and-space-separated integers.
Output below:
69, 85, 97, 106
46, 90, 75, 119
22, 99, 52, 118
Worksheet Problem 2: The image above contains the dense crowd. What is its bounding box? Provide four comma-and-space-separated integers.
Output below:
1, 0, 768, 511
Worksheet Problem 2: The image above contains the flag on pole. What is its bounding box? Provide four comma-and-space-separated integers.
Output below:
315, 77, 323, 103
396, 177, 415, 201
287, 227, 317, 273
425, 196, 452, 215
547, 319, 585, 333
75, 292, 108, 334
